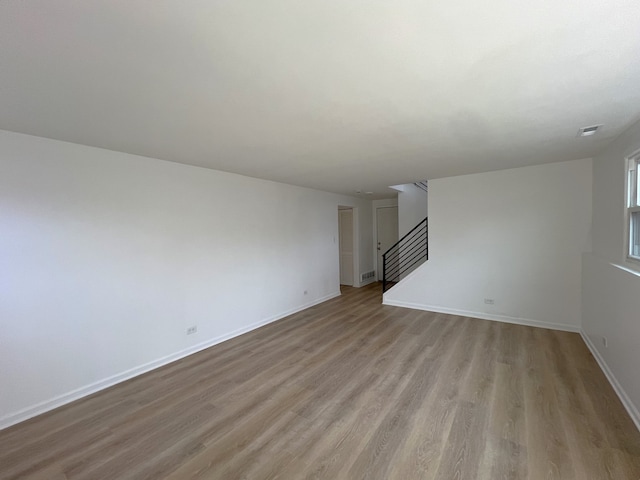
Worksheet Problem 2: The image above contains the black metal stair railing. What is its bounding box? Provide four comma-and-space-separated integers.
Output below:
414, 181, 428, 193
382, 217, 428, 292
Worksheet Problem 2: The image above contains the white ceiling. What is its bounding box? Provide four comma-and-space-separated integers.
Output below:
2, 1, 640, 198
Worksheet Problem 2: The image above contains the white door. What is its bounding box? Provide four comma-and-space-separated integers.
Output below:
339, 209, 354, 286
377, 206, 398, 280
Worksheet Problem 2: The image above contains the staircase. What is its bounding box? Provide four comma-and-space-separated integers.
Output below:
382, 216, 428, 292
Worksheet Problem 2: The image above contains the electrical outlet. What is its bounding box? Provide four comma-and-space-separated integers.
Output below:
484, 298, 495, 305
602, 336, 608, 348
186, 326, 197, 335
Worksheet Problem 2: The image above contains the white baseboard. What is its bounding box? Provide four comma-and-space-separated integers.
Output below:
382, 299, 580, 333
580, 330, 640, 432
0, 291, 341, 431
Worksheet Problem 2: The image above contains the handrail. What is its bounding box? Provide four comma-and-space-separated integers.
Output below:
382, 216, 428, 292
382, 216, 428, 258
414, 181, 428, 193
382, 223, 427, 255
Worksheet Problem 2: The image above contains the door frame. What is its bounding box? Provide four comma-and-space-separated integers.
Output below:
338, 206, 360, 287
373, 200, 399, 281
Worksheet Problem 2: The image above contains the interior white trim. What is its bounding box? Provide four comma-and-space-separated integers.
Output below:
0, 291, 341, 431
580, 330, 640, 432
382, 299, 580, 333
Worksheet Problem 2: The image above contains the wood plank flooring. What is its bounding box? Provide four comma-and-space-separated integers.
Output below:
1, 283, 640, 479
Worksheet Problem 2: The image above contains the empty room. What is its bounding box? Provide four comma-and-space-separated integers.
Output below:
1, 1, 640, 479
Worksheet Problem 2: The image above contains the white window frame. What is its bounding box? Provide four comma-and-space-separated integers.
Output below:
627, 152, 640, 263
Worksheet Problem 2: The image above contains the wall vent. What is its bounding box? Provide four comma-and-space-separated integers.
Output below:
361, 271, 375, 282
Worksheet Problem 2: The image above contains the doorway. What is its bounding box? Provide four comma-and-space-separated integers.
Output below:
338, 207, 354, 286
376, 206, 398, 281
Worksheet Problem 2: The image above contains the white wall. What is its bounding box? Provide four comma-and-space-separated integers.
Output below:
398, 184, 428, 237
384, 159, 592, 331
0, 130, 373, 428
372, 198, 398, 211
591, 119, 640, 266
582, 256, 640, 428
582, 118, 640, 429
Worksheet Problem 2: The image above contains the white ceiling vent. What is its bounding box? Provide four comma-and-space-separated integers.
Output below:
577, 125, 603, 137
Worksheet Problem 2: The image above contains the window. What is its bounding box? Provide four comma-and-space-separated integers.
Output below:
628, 154, 640, 260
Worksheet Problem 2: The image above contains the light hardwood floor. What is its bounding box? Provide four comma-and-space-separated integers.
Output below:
1, 284, 640, 479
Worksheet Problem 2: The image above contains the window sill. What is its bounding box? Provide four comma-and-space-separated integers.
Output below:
615, 259, 640, 278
